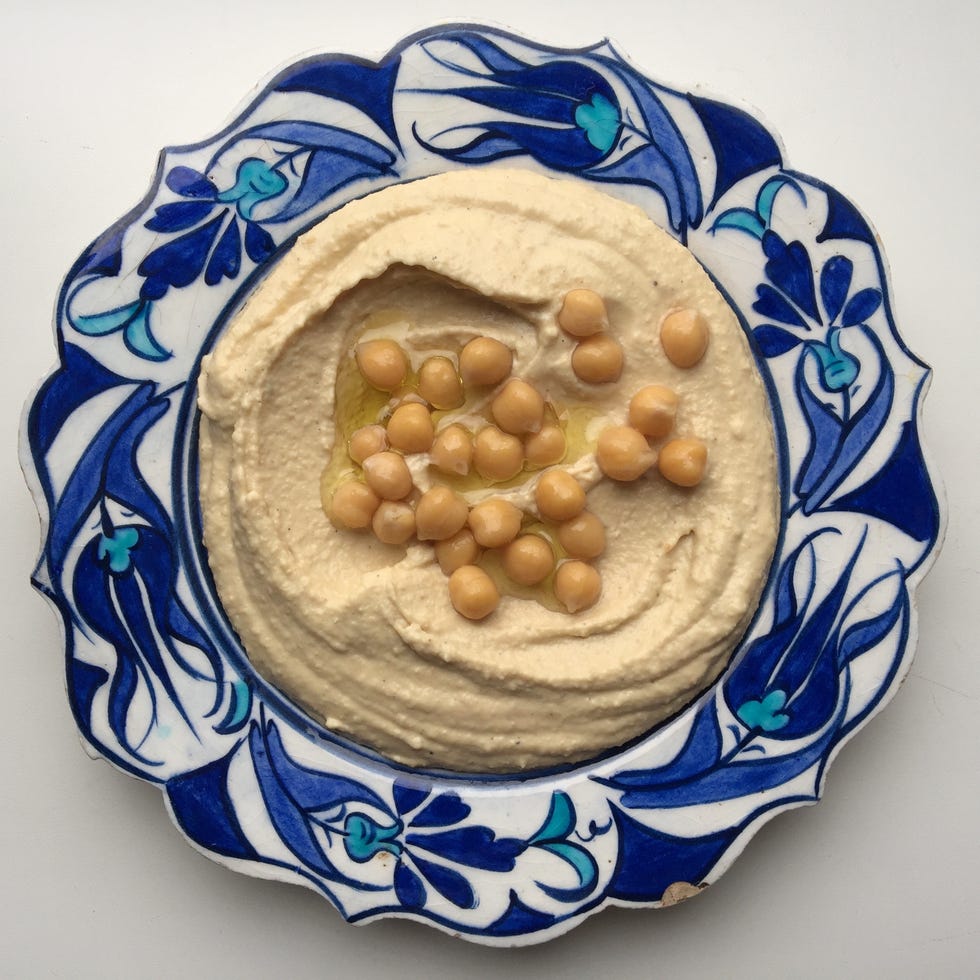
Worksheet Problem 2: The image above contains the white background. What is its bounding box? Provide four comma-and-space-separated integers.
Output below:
3, 1, 978, 976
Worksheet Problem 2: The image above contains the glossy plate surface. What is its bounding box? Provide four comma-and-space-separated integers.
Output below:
22, 26, 942, 945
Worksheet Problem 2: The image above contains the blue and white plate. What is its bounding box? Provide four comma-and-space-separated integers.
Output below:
21, 26, 943, 945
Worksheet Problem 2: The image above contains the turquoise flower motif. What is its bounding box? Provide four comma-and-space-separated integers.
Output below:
574, 93, 620, 153
215, 158, 289, 221
737, 690, 790, 732
97, 526, 140, 574
343, 812, 403, 862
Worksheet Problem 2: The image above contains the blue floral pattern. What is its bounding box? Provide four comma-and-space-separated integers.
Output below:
23, 27, 941, 944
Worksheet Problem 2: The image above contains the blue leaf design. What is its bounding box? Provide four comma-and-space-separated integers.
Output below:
837, 580, 906, 666
167, 745, 259, 860
762, 232, 820, 322
801, 332, 894, 513
394, 861, 426, 908
423, 32, 530, 76
262, 722, 389, 814
165, 166, 216, 199
606, 806, 735, 900
137, 211, 227, 293
605, 704, 723, 789
410, 853, 476, 909
587, 141, 688, 232
265, 145, 396, 225
820, 255, 853, 323
409, 793, 470, 828
841, 287, 882, 327
833, 418, 940, 542
204, 218, 241, 286
535, 841, 598, 903
48, 384, 155, 580
145, 200, 216, 233
817, 185, 876, 246
392, 782, 430, 816
753, 284, 808, 327
754, 325, 805, 357
795, 356, 844, 499
77, 226, 125, 278
689, 94, 782, 212
121, 302, 170, 361
406, 827, 524, 872
274, 56, 402, 146
244, 221, 276, 263
29, 344, 130, 457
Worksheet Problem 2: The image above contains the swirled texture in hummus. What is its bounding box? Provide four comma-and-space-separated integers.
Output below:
197, 170, 779, 772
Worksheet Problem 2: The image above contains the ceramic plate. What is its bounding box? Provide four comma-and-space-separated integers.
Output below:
21, 26, 942, 945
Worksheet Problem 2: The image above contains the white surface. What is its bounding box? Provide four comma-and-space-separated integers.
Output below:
3, 1, 977, 976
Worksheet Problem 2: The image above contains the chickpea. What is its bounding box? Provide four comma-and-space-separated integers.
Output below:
429, 423, 473, 476
362, 451, 414, 500
348, 424, 388, 465
473, 425, 524, 482
524, 423, 566, 467
434, 527, 481, 575
468, 498, 523, 548
371, 500, 416, 545
386, 402, 434, 454
558, 288, 607, 338
554, 561, 602, 614
501, 534, 555, 586
490, 378, 545, 435
661, 309, 709, 368
355, 339, 409, 391
448, 565, 500, 620
658, 437, 708, 487
628, 384, 678, 439
418, 356, 464, 410
571, 334, 624, 384
557, 510, 606, 560
458, 336, 513, 387
534, 469, 586, 522
414, 485, 469, 541
595, 425, 657, 482
328, 480, 380, 529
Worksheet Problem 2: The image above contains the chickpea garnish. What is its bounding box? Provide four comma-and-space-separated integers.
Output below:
348, 424, 389, 466
490, 378, 545, 435
415, 485, 470, 541
434, 527, 481, 574
458, 336, 513, 387
362, 451, 414, 500
501, 534, 555, 586
371, 500, 416, 545
430, 423, 474, 476
468, 498, 523, 548
658, 437, 708, 487
554, 560, 602, 613
386, 401, 435, 454
328, 480, 380, 530
595, 425, 657, 482
534, 469, 586, 522
524, 423, 566, 467
628, 384, 678, 439
660, 309, 709, 368
418, 356, 464, 410
571, 334, 624, 384
448, 565, 500, 621
473, 425, 524, 483
557, 288, 607, 337
355, 339, 409, 391
557, 510, 606, 560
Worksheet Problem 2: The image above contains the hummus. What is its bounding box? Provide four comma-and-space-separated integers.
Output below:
197, 169, 779, 772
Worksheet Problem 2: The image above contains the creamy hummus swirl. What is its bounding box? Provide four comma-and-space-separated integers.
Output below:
197, 169, 779, 772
